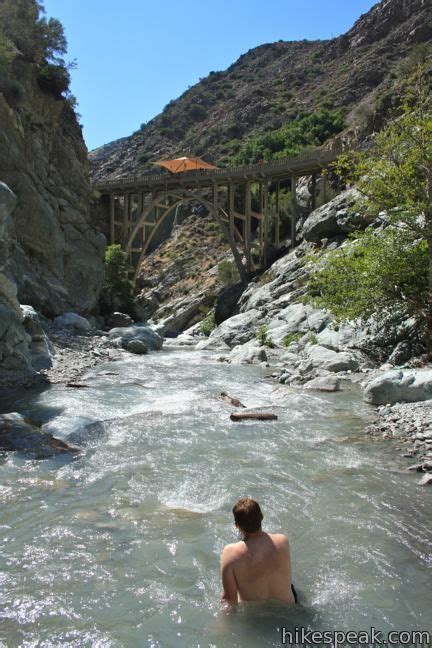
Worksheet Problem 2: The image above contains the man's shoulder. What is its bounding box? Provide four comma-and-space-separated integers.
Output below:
267, 532, 289, 547
221, 541, 246, 564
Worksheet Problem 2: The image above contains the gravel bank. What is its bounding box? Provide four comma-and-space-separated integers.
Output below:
365, 400, 432, 485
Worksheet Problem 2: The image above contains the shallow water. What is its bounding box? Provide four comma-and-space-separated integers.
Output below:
0, 349, 431, 647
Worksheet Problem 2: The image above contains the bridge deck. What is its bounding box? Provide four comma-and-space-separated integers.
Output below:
92, 148, 338, 193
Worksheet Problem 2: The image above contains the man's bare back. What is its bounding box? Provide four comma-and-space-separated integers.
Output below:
220, 499, 296, 606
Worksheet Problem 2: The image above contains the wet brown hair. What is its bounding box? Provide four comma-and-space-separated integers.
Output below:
232, 497, 263, 533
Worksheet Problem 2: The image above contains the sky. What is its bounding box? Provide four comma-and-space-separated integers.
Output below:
43, 0, 378, 151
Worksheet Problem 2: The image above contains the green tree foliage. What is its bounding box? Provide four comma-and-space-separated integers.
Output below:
309, 227, 428, 323
200, 310, 216, 336
0, 31, 15, 68
0, 0, 73, 98
100, 244, 134, 316
309, 62, 432, 342
234, 108, 345, 165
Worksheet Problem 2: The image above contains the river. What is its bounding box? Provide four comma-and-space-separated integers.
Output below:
1, 348, 431, 647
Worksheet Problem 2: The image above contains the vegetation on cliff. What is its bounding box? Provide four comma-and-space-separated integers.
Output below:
309, 62, 432, 342
0, 0, 74, 102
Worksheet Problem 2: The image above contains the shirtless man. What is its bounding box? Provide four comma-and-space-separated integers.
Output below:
220, 497, 297, 606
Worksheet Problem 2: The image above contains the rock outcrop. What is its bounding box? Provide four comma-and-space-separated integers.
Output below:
0, 183, 33, 378
0, 57, 105, 317
364, 370, 432, 405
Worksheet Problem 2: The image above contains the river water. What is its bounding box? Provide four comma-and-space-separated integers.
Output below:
0, 349, 431, 647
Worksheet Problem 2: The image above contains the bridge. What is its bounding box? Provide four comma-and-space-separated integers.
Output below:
92, 147, 340, 283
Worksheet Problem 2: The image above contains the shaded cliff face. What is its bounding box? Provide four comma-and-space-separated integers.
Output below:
0, 60, 105, 316
90, 0, 432, 181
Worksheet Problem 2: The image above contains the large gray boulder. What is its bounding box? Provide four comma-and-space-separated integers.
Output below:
108, 323, 163, 351
21, 305, 53, 370
301, 344, 359, 373
54, 312, 91, 332
0, 412, 79, 459
301, 190, 368, 243
267, 303, 331, 345
228, 340, 268, 365
364, 370, 432, 405
106, 312, 134, 328
0, 305, 32, 371
206, 309, 263, 347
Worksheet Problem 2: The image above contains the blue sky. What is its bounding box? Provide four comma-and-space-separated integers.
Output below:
43, 0, 378, 151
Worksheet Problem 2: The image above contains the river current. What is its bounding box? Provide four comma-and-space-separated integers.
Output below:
0, 348, 431, 647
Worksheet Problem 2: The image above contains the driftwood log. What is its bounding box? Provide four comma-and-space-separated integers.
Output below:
230, 412, 278, 422
66, 382, 91, 389
220, 392, 246, 408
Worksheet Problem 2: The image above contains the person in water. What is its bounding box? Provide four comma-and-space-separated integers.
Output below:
220, 497, 297, 606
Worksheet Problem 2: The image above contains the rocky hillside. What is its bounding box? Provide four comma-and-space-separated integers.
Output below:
90, 0, 432, 181
134, 208, 239, 333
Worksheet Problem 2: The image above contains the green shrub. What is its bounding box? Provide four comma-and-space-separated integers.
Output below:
200, 311, 216, 336
218, 260, 240, 285
308, 333, 318, 345
0, 31, 15, 68
282, 332, 303, 347
234, 108, 345, 165
256, 325, 274, 348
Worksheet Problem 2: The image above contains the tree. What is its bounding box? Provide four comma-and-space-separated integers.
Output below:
100, 244, 134, 316
310, 62, 432, 346
309, 227, 428, 324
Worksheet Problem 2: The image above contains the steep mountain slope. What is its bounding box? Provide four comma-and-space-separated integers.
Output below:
90, 0, 432, 181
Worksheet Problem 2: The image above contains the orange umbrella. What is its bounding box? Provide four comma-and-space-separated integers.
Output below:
154, 156, 218, 174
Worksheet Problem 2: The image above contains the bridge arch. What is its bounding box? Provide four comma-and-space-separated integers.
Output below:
126, 188, 248, 283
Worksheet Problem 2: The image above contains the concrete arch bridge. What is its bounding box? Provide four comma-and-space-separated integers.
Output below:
92, 147, 339, 283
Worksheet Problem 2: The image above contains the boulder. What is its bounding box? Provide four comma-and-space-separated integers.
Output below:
207, 309, 263, 348
364, 370, 432, 406
0, 412, 79, 459
301, 190, 369, 243
106, 312, 134, 328
21, 305, 53, 370
134, 289, 161, 321
301, 345, 359, 373
195, 337, 231, 351
125, 339, 148, 354
214, 282, 247, 324
54, 312, 91, 332
108, 323, 163, 351
0, 304, 32, 371
229, 340, 268, 365
304, 375, 342, 392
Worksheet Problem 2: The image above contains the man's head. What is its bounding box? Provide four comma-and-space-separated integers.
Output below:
232, 497, 263, 534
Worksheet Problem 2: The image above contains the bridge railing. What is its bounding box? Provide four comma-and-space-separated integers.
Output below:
92, 146, 341, 190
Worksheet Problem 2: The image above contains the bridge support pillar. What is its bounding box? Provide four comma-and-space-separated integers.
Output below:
245, 182, 252, 275
228, 183, 235, 240
109, 193, 115, 244
122, 193, 130, 248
